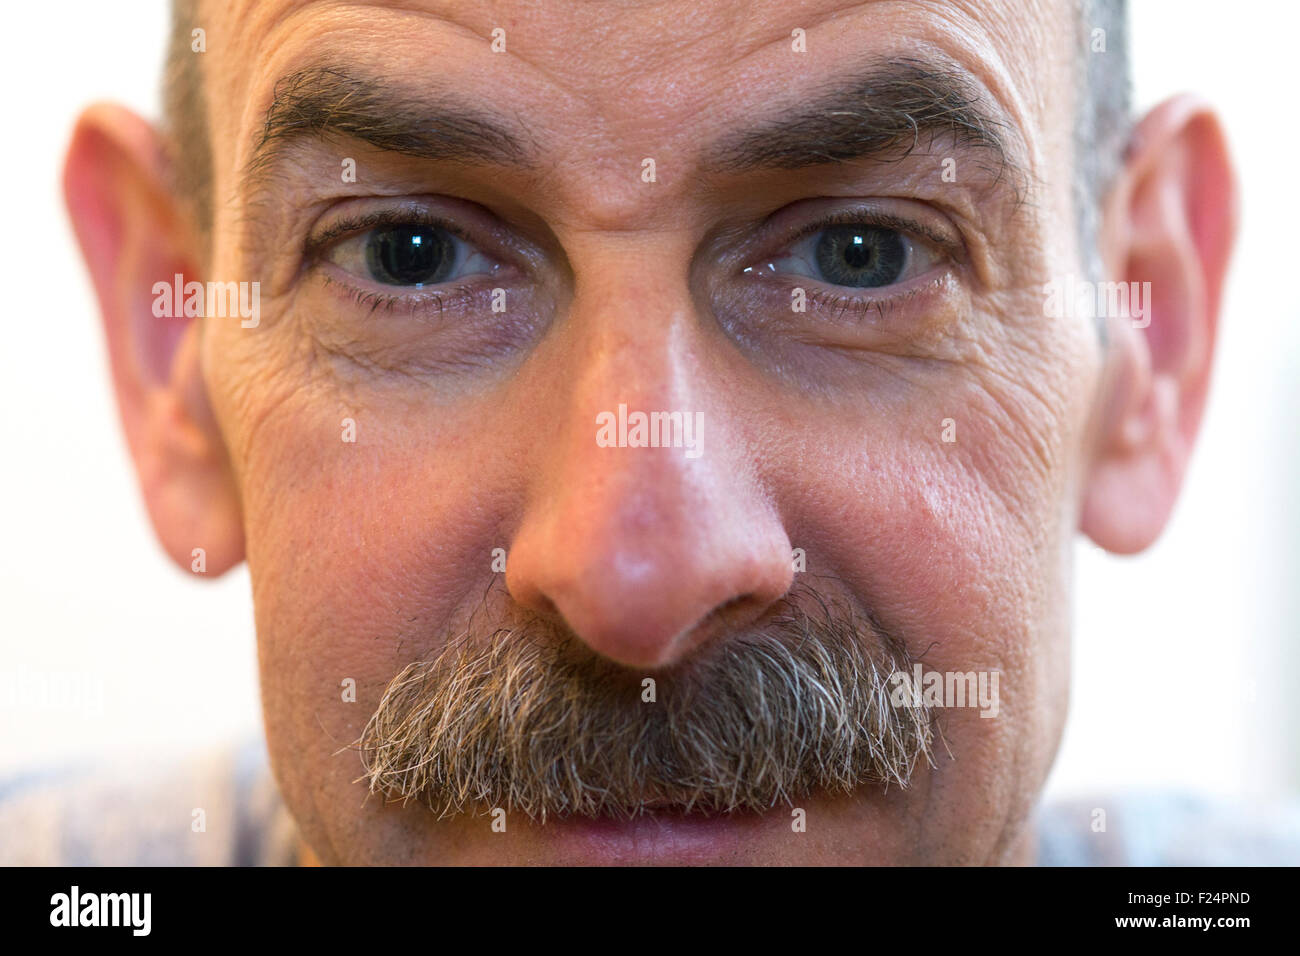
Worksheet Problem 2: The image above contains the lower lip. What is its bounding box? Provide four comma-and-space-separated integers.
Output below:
545, 808, 771, 864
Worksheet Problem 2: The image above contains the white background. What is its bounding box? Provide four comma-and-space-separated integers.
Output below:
1, 2, 1296, 806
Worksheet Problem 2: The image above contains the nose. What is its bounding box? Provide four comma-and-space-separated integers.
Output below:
505, 276, 792, 671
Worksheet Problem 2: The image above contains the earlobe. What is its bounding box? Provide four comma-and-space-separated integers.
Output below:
64, 103, 245, 576
1080, 95, 1237, 555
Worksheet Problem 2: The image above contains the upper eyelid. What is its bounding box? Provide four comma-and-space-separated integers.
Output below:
306, 204, 957, 290
306, 210, 478, 259
779, 213, 957, 258
753, 221, 951, 289
737, 199, 967, 273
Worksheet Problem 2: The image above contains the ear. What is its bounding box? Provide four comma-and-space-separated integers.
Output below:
1081, 95, 1237, 555
64, 103, 244, 575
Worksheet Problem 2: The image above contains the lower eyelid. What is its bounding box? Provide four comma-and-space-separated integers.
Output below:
809, 270, 941, 301
318, 270, 493, 317
746, 269, 951, 328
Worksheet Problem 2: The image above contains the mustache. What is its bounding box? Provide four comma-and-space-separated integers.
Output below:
354, 586, 937, 822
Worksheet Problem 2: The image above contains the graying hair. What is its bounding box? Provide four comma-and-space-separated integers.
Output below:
1075, 0, 1132, 282
165, 0, 1132, 284
355, 589, 937, 822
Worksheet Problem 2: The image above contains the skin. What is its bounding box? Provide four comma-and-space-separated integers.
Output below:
63, 0, 1236, 864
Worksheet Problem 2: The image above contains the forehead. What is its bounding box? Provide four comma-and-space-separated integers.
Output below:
205, 0, 1074, 185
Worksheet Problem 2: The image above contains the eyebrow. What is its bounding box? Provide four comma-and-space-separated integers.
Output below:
705, 58, 1026, 197
245, 66, 534, 184
245, 58, 1024, 199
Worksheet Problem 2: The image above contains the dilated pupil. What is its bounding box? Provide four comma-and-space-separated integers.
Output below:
366, 225, 452, 285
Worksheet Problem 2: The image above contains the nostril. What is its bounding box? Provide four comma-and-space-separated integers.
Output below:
700, 592, 760, 634
713, 593, 753, 617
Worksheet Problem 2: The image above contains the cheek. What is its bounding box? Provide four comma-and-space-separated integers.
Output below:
232, 380, 521, 775
765, 357, 1085, 841
214, 267, 1094, 863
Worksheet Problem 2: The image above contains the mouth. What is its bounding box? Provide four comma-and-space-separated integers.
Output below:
539, 803, 778, 865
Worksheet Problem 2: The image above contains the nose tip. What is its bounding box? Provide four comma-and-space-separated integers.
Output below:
506, 478, 793, 670
501, 285, 792, 670
510, 556, 791, 671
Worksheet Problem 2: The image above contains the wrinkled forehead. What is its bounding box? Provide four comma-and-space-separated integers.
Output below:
201, 0, 1074, 199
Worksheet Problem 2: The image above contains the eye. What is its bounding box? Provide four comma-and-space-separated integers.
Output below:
755, 223, 941, 289
323, 222, 498, 287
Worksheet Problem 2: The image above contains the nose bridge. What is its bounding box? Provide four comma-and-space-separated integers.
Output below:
540, 263, 713, 581
504, 248, 792, 669
577, 257, 693, 410
562, 235, 705, 481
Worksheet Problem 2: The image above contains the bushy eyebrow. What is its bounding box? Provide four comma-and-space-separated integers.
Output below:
243, 65, 534, 186
705, 57, 1027, 198
242, 58, 1025, 201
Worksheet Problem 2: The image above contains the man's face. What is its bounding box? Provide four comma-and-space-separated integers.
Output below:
199, 0, 1098, 864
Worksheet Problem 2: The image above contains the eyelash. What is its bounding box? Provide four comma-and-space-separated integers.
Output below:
305, 209, 473, 258
800, 275, 944, 323
307, 209, 499, 315
780, 209, 958, 255
317, 271, 474, 316
306, 206, 958, 320
721, 208, 962, 329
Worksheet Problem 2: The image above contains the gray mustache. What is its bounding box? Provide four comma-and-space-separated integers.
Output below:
355, 589, 936, 822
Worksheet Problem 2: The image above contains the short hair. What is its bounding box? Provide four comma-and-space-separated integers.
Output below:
163, 0, 211, 241
162, 0, 1129, 274
1076, 0, 1131, 280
